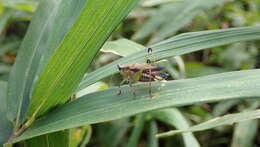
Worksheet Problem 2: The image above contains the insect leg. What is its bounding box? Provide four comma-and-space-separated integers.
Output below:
117, 80, 126, 95
129, 80, 136, 97
148, 68, 152, 98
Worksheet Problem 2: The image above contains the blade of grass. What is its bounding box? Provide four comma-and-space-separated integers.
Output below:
0, 81, 13, 145
231, 102, 259, 147
231, 119, 258, 147
78, 26, 260, 91
127, 114, 146, 147
156, 109, 260, 138
212, 100, 240, 116
152, 108, 200, 147
12, 69, 260, 142
148, 120, 158, 147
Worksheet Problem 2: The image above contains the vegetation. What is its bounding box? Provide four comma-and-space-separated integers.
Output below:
0, 0, 260, 146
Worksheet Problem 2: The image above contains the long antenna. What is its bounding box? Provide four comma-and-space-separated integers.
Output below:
146, 47, 153, 64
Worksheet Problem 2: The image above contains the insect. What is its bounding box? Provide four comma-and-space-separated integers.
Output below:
117, 47, 168, 97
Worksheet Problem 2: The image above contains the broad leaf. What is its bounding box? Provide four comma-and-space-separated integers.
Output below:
7, 0, 87, 126
27, 0, 140, 118
13, 69, 260, 142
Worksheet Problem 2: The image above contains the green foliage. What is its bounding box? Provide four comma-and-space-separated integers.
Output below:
13, 69, 260, 142
1, 0, 260, 146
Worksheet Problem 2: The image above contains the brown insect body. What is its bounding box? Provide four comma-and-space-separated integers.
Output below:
118, 63, 165, 82
117, 48, 168, 97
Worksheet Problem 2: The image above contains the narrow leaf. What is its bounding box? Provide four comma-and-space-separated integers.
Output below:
78, 26, 260, 90
156, 109, 260, 138
127, 114, 146, 147
0, 81, 13, 145
152, 108, 200, 147
148, 121, 158, 147
13, 69, 260, 142
101, 39, 145, 57
231, 119, 258, 147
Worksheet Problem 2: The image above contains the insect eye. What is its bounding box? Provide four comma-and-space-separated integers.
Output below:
117, 65, 122, 70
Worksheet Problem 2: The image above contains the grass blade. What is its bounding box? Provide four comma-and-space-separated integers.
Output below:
148, 121, 158, 147
127, 114, 146, 147
12, 69, 260, 142
78, 26, 260, 91
231, 120, 258, 147
0, 81, 13, 145
152, 108, 200, 147
231, 102, 259, 147
156, 109, 260, 138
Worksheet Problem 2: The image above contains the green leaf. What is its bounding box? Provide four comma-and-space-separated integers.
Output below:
147, 121, 158, 147
27, 0, 140, 118
0, 81, 13, 145
0, 40, 20, 56
185, 62, 227, 78
13, 69, 260, 142
141, 0, 177, 7
127, 114, 146, 147
231, 102, 259, 147
96, 119, 129, 147
7, 0, 87, 126
212, 100, 240, 116
77, 126, 91, 147
133, 0, 225, 42
78, 26, 260, 91
152, 108, 200, 147
156, 109, 260, 138
0, 9, 13, 35
23, 130, 70, 147
231, 119, 258, 147
3, 0, 38, 13
101, 39, 145, 57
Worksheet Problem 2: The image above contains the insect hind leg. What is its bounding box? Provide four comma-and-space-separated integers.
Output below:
148, 68, 153, 98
